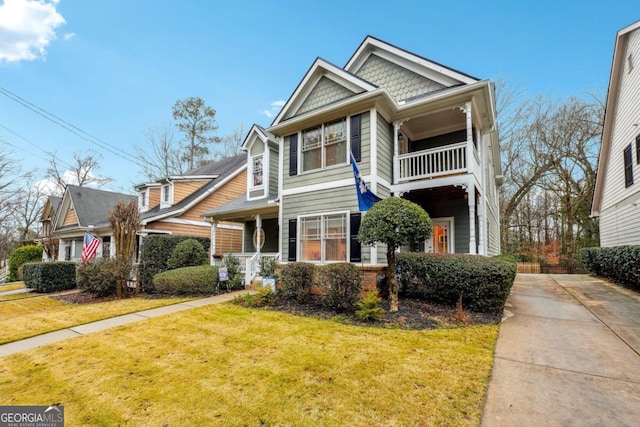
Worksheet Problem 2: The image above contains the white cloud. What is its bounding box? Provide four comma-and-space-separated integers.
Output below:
63, 32, 75, 41
0, 0, 66, 63
261, 99, 286, 118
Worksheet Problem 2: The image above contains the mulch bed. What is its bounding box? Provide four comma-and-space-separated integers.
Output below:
264, 294, 501, 330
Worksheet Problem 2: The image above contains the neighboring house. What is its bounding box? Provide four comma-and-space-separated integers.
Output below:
203, 36, 502, 283
136, 154, 247, 257
39, 195, 62, 261
592, 20, 640, 246
50, 185, 137, 261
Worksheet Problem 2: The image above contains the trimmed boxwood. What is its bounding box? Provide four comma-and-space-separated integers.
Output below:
139, 235, 210, 292
22, 262, 77, 293
8, 245, 43, 282
580, 246, 640, 291
396, 253, 516, 314
152, 265, 220, 295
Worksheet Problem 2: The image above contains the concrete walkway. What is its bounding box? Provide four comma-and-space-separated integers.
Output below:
482, 274, 640, 427
0, 290, 250, 358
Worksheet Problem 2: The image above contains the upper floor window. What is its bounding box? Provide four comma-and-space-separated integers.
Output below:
140, 191, 147, 208
252, 155, 264, 187
161, 184, 171, 207
624, 144, 634, 188
301, 118, 347, 172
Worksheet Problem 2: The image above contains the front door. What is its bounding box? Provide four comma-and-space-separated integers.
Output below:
425, 217, 454, 254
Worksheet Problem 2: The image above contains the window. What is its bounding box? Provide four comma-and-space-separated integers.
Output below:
140, 191, 147, 208
301, 118, 347, 172
161, 184, 171, 206
102, 236, 111, 259
624, 144, 634, 188
300, 213, 347, 262
252, 155, 264, 187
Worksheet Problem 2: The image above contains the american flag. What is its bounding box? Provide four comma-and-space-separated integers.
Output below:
81, 232, 101, 262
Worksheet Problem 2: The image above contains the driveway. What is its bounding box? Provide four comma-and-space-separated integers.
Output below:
482, 274, 640, 426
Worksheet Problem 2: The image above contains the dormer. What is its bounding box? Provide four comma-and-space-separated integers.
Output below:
134, 183, 161, 213
243, 125, 279, 201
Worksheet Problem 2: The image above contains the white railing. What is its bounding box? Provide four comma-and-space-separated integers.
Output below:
395, 142, 468, 182
214, 252, 279, 287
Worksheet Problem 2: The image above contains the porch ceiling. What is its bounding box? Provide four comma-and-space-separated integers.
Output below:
401, 108, 465, 141
403, 185, 467, 203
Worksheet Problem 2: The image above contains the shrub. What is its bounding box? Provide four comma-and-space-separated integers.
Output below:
8, 245, 43, 282
152, 265, 219, 295
316, 263, 363, 312
259, 256, 277, 277
232, 286, 274, 308
493, 254, 519, 265
355, 293, 385, 321
280, 262, 315, 303
22, 262, 76, 293
222, 253, 243, 290
396, 253, 516, 314
139, 235, 210, 292
167, 239, 207, 270
76, 258, 132, 297
580, 246, 640, 291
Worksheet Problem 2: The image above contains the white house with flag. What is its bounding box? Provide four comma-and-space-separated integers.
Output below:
202, 36, 502, 286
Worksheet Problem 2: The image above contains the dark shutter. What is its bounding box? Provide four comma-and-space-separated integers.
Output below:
289, 134, 298, 176
288, 219, 297, 261
350, 115, 361, 162
349, 213, 361, 262
624, 145, 634, 188
636, 135, 640, 164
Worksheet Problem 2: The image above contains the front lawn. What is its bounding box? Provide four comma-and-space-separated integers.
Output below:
0, 282, 26, 292
0, 296, 192, 344
0, 303, 498, 426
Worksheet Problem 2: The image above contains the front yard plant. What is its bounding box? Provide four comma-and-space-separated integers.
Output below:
316, 262, 362, 312
152, 264, 220, 294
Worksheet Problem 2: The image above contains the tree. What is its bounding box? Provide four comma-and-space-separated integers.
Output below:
47, 150, 112, 194
12, 173, 47, 241
0, 146, 23, 257
215, 123, 245, 160
134, 124, 185, 181
108, 201, 140, 297
172, 97, 220, 170
358, 197, 432, 312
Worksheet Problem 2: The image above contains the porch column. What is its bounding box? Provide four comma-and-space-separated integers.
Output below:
209, 220, 218, 265
58, 238, 64, 261
465, 101, 473, 174
256, 215, 262, 255
467, 184, 477, 254
393, 121, 400, 183
477, 192, 485, 256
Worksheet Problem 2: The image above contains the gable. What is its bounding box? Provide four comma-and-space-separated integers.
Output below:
62, 204, 79, 227
355, 54, 446, 102
290, 76, 357, 118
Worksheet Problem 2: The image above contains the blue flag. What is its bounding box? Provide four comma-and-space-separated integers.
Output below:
351, 153, 382, 211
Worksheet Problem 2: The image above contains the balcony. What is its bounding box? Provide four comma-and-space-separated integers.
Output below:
395, 142, 477, 183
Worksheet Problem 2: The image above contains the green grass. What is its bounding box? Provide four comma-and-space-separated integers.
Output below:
0, 296, 192, 344
0, 282, 26, 292
0, 304, 498, 426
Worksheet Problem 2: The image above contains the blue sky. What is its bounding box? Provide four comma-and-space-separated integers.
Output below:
1, 0, 639, 193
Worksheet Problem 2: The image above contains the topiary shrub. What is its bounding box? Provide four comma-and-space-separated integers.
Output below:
22, 262, 76, 293
8, 245, 43, 282
316, 263, 363, 312
167, 239, 207, 270
152, 265, 219, 295
76, 258, 132, 297
138, 235, 210, 292
397, 253, 516, 314
280, 262, 315, 303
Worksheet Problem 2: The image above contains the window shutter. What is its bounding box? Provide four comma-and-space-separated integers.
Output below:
350, 115, 361, 162
289, 134, 298, 176
624, 145, 634, 187
288, 219, 297, 261
350, 213, 361, 262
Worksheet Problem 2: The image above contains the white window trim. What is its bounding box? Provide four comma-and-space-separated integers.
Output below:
298, 117, 350, 174
250, 153, 265, 190
160, 184, 172, 208
139, 190, 149, 212
297, 210, 350, 263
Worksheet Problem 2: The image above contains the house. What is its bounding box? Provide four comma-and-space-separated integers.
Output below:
202, 36, 502, 283
49, 185, 137, 261
591, 20, 640, 246
39, 195, 62, 261
136, 154, 247, 257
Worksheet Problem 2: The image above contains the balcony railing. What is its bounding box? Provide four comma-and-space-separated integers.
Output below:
395, 142, 468, 183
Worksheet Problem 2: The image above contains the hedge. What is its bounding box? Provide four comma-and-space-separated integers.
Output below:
316, 263, 363, 312
152, 265, 220, 295
581, 246, 640, 291
139, 235, 210, 292
8, 245, 43, 282
279, 262, 315, 303
22, 262, 77, 293
396, 253, 516, 313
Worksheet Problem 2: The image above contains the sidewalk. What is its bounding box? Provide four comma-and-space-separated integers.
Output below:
482, 274, 640, 426
0, 290, 251, 358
